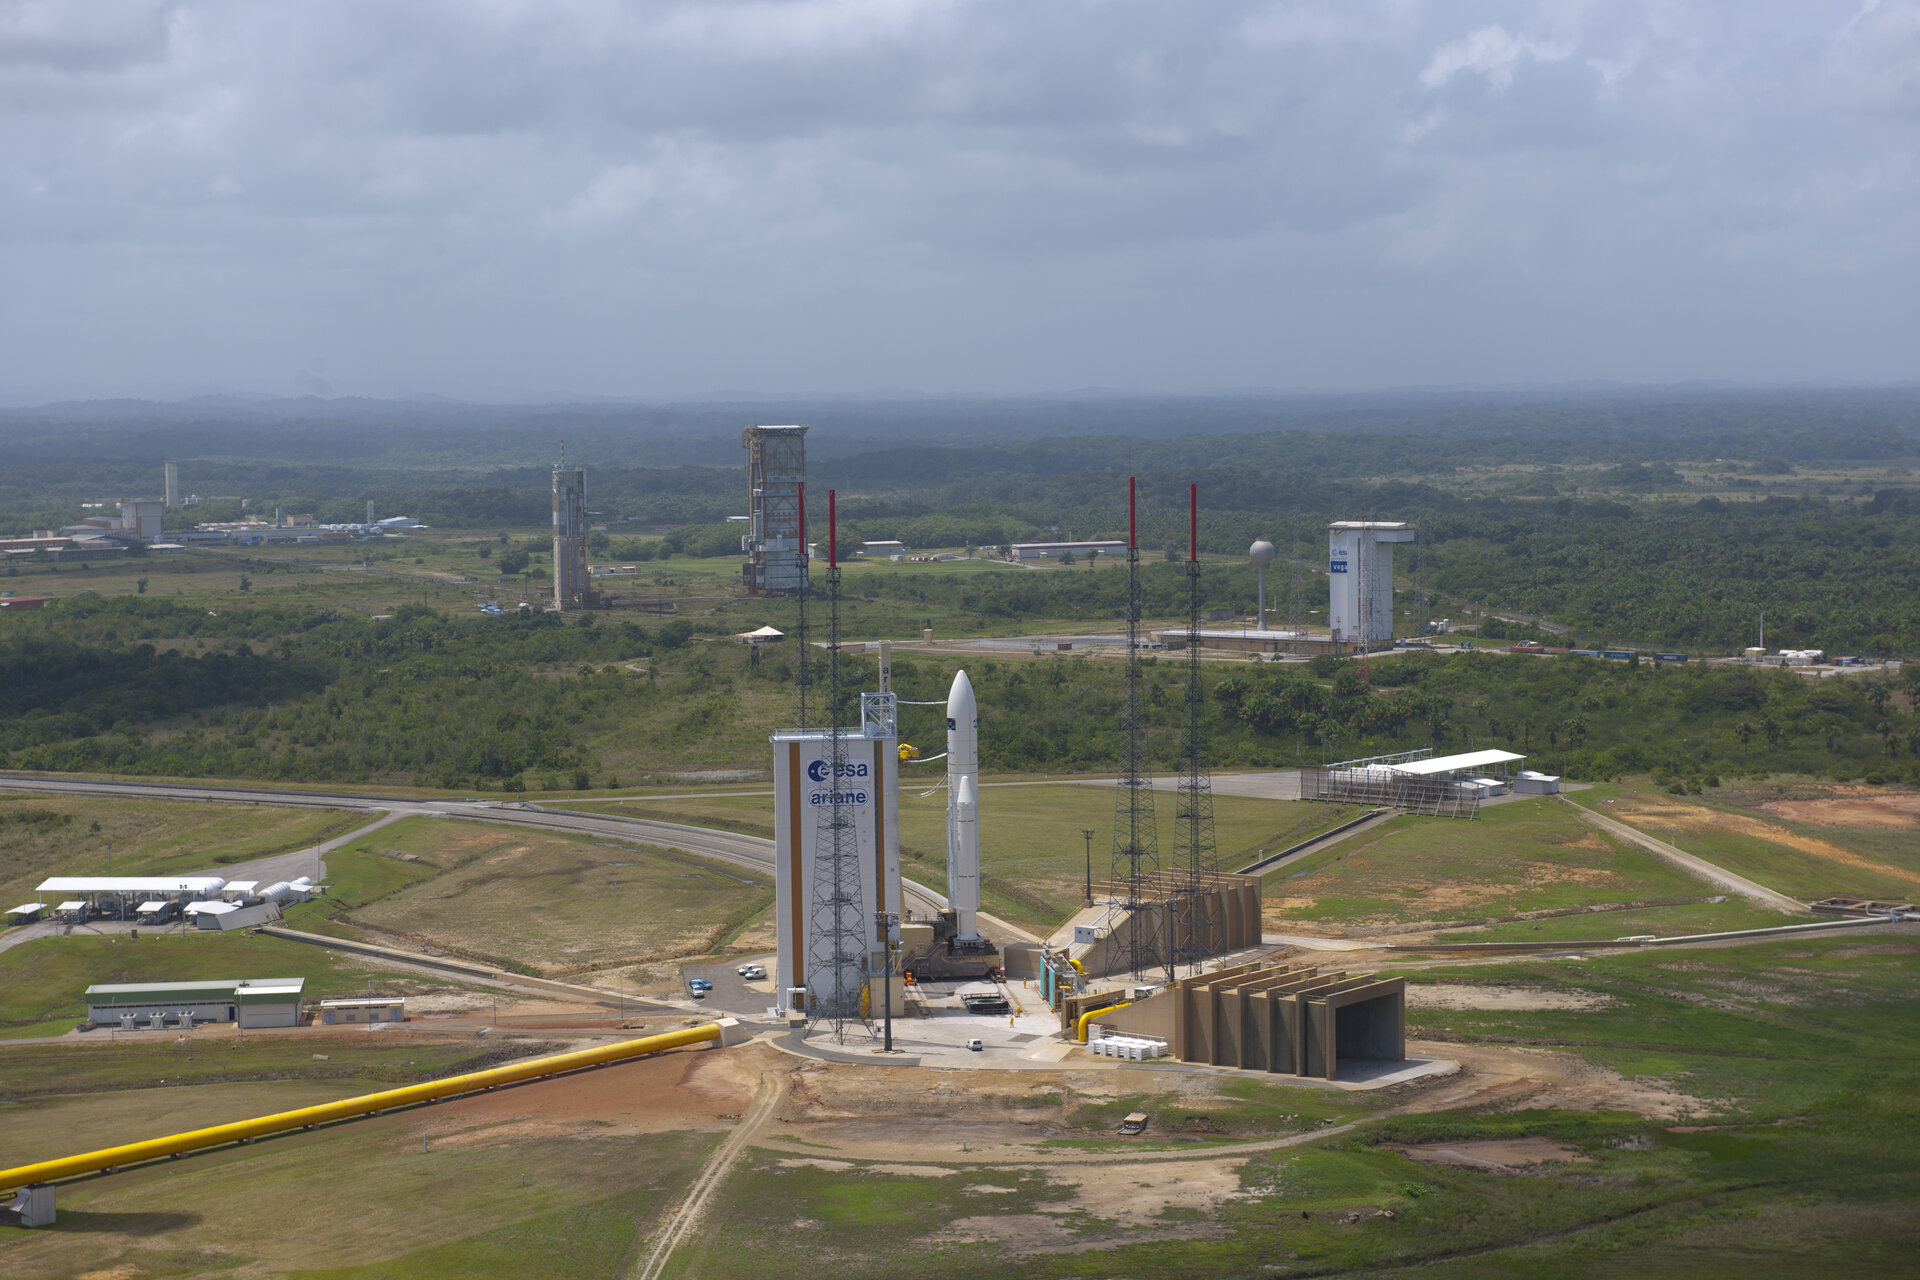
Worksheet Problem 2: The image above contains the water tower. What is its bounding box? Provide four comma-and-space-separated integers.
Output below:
1248, 539, 1276, 631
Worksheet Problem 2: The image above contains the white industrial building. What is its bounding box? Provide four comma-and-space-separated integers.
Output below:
318, 997, 405, 1024
1327, 520, 1414, 646
1009, 540, 1129, 561
84, 978, 306, 1030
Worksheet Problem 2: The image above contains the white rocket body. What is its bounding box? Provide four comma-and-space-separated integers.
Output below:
945, 669, 983, 943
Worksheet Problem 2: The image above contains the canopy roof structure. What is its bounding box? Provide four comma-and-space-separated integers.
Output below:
36, 876, 226, 896
1386, 750, 1525, 777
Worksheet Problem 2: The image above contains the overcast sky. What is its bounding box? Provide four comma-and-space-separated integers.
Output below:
3, 0, 1916, 402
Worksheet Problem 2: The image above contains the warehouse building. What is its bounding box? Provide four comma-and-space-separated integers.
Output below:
84, 978, 306, 1030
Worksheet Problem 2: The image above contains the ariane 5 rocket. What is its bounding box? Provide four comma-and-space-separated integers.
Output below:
945, 669, 983, 944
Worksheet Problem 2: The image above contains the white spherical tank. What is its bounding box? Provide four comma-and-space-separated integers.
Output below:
1249, 540, 1277, 630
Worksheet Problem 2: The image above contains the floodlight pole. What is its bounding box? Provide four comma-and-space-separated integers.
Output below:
874, 910, 898, 1052
1081, 827, 1095, 905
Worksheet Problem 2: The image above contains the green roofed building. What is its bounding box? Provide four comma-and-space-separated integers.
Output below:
83, 978, 305, 1030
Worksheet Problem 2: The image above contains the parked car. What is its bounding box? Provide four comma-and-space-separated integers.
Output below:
741, 965, 767, 980
966, 1038, 984, 1052
688, 978, 713, 991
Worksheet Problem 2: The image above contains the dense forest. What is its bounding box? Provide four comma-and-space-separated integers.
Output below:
4, 597, 1916, 792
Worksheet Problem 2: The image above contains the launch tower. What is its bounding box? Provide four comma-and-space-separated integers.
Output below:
552, 448, 595, 610
743, 425, 809, 595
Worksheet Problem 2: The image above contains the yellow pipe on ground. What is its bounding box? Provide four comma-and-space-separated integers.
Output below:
1076, 1001, 1131, 1043
0, 1022, 720, 1192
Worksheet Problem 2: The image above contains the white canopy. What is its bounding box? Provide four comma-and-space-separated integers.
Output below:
1389, 750, 1525, 777
36, 876, 226, 895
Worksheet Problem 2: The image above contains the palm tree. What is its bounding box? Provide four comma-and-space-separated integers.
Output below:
1760, 716, 1782, 746
1733, 721, 1754, 747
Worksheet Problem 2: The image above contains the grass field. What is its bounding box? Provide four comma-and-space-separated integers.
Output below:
1582, 780, 1920, 902
326, 817, 772, 976
0, 930, 473, 1039
0, 1035, 554, 1109
561, 783, 1363, 933
1263, 798, 1758, 935
0, 1084, 716, 1279
0, 791, 365, 905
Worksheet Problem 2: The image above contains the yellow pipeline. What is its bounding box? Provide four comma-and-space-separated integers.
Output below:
0, 1022, 720, 1192
1076, 1001, 1131, 1043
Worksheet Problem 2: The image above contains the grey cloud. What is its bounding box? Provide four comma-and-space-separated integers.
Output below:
0, 0, 1914, 399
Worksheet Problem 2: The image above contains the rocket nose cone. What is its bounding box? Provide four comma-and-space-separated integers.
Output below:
947, 668, 976, 716
957, 775, 977, 805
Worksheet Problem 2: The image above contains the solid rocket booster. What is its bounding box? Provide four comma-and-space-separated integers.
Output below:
946, 669, 983, 943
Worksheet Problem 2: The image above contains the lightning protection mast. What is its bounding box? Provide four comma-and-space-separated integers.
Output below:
805, 490, 873, 1042
1174, 483, 1219, 975
1112, 476, 1163, 981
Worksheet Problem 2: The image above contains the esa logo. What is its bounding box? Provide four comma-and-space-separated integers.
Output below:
806, 759, 870, 783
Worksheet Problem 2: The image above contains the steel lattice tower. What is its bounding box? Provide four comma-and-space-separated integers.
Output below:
1111, 476, 1164, 981
805, 490, 874, 1042
1173, 484, 1219, 974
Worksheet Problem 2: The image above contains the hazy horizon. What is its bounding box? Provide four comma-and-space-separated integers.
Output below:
4, 1, 1916, 403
